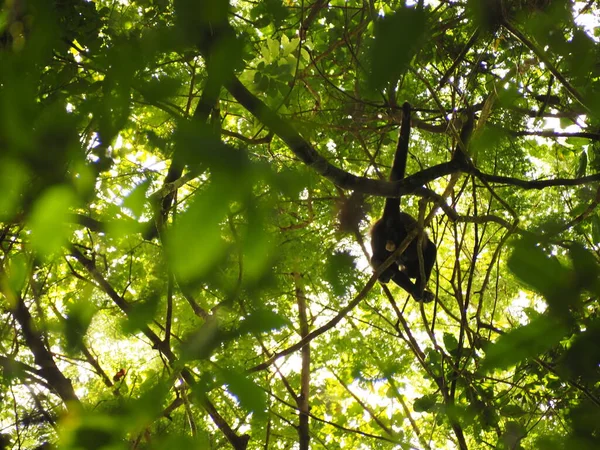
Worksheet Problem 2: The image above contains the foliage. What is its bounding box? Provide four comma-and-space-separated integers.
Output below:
0, 0, 600, 449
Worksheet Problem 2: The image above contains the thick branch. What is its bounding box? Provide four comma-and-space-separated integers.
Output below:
511, 129, 600, 141
226, 76, 600, 198
226, 75, 464, 193
300, 0, 329, 38
472, 168, 600, 189
9, 296, 80, 408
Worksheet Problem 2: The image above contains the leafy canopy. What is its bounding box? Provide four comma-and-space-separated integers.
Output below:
1, 0, 600, 449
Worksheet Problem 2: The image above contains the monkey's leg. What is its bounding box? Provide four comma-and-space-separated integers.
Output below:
390, 268, 420, 298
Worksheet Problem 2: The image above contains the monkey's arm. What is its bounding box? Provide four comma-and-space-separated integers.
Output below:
371, 255, 395, 283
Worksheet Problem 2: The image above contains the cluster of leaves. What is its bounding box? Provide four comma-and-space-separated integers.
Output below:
0, 0, 600, 449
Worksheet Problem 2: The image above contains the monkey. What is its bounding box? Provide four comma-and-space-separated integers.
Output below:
370, 102, 436, 302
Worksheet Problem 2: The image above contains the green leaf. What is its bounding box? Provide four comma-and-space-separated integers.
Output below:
6, 253, 28, 299
105, 217, 144, 239
500, 421, 526, 449
180, 318, 224, 361
324, 251, 356, 297
122, 292, 160, 333
566, 137, 589, 147
560, 319, 600, 381
500, 404, 526, 418
569, 244, 600, 293
28, 185, 76, 257
558, 112, 574, 128
145, 130, 168, 151
137, 77, 181, 103
167, 186, 231, 282
281, 35, 299, 57
220, 369, 267, 417
414, 394, 437, 413
443, 333, 459, 353
182, 310, 287, 361
64, 297, 96, 354
129, 379, 170, 419
58, 412, 127, 450
237, 309, 288, 335
266, 37, 279, 58
480, 316, 567, 372
507, 237, 572, 303
264, 0, 289, 24
241, 205, 276, 285
368, 6, 427, 89
0, 158, 29, 220
122, 179, 150, 219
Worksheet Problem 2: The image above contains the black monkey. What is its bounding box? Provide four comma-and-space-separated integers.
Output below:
370, 102, 436, 302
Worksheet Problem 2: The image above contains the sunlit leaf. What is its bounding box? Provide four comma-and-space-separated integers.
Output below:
122, 179, 150, 219
480, 316, 567, 372
28, 185, 76, 257
64, 297, 96, 354
5, 253, 28, 299
167, 186, 231, 282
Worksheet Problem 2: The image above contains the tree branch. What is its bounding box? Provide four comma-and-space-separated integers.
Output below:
511, 129, 600, 141
502, 20, 589, 111
69, 246, 248, 449
226, 75, 600, 199
249, 272, 379, 372
6, 295, 80, 409
294, 273, 311, 450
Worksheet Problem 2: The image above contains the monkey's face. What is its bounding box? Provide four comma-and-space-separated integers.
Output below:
383, 219, 404, 253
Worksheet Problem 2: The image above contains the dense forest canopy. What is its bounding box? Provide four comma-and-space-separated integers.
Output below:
1, 0, 600, 448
